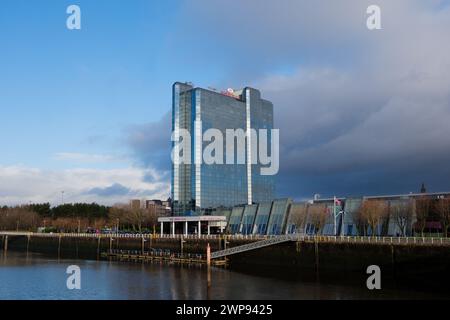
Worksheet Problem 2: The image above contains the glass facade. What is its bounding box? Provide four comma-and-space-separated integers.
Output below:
241, 205, 258, 235
172, 83, 195, 216
342, 198, 362, 236
214, 207, 233, 225
248, 89, 275, 205
197, 89, 248, 209
285, 202, 308, 234
266, 198, 292, 235
252, 202, 272, 235
227, 206, 245, 234
219, 193, 444, 236
171, 82, 275, 216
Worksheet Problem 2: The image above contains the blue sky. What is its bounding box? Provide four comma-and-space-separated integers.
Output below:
1, 0, 450, 205
2, 1, 176, 167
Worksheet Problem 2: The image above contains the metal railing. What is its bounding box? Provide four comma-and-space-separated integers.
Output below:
211, 234, 299, 259
304, 235, 450, 246
0, 231, 268, 241
2, 231, 450, 246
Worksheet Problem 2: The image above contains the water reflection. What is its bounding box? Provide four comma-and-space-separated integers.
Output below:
0, 252, 443, 300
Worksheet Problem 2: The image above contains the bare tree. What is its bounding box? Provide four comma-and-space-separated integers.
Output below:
110, 203, 147, 233
109, 204, 127, 230
51, 217, 76, 232
390, 200, 414, 236
435, 198, 450, 237
289, 204, 309, 234
308, 204, 329, 235
144, 207, 159, 233
128, 208, 146, 233
359, 200, 388, 237
353, 202, 367, 236
415, 198, 431, 237
0, 206, 41, 231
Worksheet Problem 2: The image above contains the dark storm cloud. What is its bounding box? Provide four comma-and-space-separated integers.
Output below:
85, 182, 166, 198
219, 0, 450, 198
125, 0, 450, 200
125, 111, 172, 173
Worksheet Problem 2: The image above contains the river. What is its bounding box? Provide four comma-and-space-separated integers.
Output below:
0, 251, 443, 300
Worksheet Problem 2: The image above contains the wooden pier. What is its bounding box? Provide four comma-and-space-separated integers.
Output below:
101, 249, 228, 266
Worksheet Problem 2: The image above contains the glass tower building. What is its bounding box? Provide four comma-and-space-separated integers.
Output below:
171, 82, 275, 216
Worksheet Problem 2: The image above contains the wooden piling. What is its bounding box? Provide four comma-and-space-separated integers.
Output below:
97, 236, 101, 259
58, 235, 62, 258
26, 235, 30, 254
206, 243, 211, 267
314, 237, 320, 280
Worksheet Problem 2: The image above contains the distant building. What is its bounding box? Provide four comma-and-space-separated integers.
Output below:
129, 199, 141, 210
146, 199, 171, 217
171, 82, 275, 216
308, 191, 450, 237
420, 183, 427, 194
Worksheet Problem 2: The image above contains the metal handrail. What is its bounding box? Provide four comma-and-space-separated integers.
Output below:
1, 231, 450, 245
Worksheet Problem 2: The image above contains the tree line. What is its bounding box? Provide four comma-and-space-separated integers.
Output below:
0, 202, 160, 233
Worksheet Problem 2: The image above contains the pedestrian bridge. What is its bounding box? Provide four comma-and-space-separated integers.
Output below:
210, 234, 450, 259
211, 234, 301, 259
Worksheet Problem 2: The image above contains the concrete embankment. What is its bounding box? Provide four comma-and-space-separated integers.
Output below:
0, 234, 252, 260
228, 240, 450, 293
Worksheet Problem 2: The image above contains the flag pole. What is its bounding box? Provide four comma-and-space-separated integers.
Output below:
333, 196, 337, 236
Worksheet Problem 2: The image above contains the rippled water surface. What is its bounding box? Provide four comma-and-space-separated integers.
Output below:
0, 251, 443, 300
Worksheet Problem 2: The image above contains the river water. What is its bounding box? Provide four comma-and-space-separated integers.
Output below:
0, 251, 443, 300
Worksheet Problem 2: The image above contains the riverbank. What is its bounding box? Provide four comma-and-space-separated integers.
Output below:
2, 233, 450, 295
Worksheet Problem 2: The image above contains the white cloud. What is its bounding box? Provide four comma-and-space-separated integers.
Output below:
53, 152, 126, 163
0, 165, 169, 206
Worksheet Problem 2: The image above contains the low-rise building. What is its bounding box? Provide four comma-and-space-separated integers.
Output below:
159, 190, 450, 237
146, 199, 171, 217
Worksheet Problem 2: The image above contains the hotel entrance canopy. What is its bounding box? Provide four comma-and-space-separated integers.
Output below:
158, 216, 227, 236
